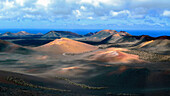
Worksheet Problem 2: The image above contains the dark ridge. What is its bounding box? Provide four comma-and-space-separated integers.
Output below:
100, 35, 113, 44
129, 35, 170, 41
156, 36, 170, 40
115, 36, 138, 43
78, 35, 113, 45
84, 32, 95, 37
0, 35, 43, 40
12, 40, 54, 47
53, 31, 81, 37
140, 35, 155, 41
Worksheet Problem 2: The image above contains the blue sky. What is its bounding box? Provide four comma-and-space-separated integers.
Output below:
0, 0, 170, 30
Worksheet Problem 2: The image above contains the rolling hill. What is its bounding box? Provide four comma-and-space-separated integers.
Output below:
35, 38, 98, 54
88, 48, 144, 63
84, 30, 118, 42
137, 39, 170, 55
0, 39, 33, 54
0, 39, 19, 52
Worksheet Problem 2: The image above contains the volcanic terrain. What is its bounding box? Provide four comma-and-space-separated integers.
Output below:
0, 29, 170, 96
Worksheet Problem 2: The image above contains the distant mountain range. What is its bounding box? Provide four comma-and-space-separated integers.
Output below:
0, 31, 42, 37
83, 30, 131, 42
1, 29, 170, 55
0, 30, 170, 42
80, 30, 170, 43
0, 30, 84, 39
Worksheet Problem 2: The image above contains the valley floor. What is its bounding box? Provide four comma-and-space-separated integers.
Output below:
0, 47, 170, 96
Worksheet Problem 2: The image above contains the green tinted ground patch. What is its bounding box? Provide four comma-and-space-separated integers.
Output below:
33, 64, 54, 68
0, 59, 18, 65
6, 76, 70, 92
55, 76, 107, 90
17, 64, 53, 69
124, 50, 170, 62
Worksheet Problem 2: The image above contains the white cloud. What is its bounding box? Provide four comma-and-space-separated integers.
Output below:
2, 0, 15, 10
110, 10, 130, 17
163, 10, 170, 17
80, 6, 86, 11
73, 10, 81, 17
88, 17, 93, 19
0, 0, 169, 25
23, 14, 35, 18
15, 0, 26, 6
36, 0, 51, 7
79, 0, 124, 7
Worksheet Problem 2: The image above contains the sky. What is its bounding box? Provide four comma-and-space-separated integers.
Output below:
0, 0, 170, 30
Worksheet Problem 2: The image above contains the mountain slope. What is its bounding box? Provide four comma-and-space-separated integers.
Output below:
35, 38, 98, 54
107, 34, 123, 43
42, 31, 82, 39
85, 30, 118, 42
84, 32, 96, 37
0, 32, 16, 37
0, 39, 23, 52
137, 39, 170, 55
88, 48, 143, 63
0, 31, 35, 37
0, 39, 33, 54
15, 31, 32, 36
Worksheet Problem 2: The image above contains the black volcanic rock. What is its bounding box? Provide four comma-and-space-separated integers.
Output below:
42, 31, 82, 39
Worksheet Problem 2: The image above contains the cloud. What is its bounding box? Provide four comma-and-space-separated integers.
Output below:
80, 6, 86, 11
78, 0, 124, 7
163, 10, 170, 17
110, 10, 130, 17
36, 0, 51, 7
0, 0, 170, 28
73, 10, 81, 17
87, 17, 93, 19
15, 0, 25, 6
0, 0, 169, 20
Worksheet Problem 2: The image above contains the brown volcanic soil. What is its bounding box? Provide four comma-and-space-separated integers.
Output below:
88, 48, 144, 63
34, 38, 98, 54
